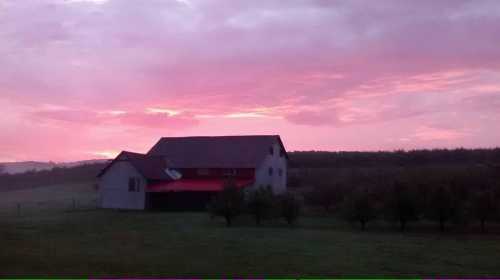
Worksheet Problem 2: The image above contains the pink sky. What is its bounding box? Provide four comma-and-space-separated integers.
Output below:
1, 0, 500, 162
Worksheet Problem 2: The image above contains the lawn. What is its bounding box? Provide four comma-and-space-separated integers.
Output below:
2, 211, 500, 277
1, 184, 500, 277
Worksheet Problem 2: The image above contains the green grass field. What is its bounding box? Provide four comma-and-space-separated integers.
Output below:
1, 183, 500, 278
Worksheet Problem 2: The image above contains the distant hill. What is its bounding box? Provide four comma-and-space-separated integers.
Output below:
0, 159, 108, 174
0, 161, 109, 192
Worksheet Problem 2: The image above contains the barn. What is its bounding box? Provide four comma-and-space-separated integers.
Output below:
97, 135, 288, 210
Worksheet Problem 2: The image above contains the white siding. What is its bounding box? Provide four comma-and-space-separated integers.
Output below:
98, 161, 146, 210
253, 142, 287, 194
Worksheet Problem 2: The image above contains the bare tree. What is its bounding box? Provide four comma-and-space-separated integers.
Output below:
470, 189, 498, 233
425, 186, 460, 232
384, 181, 420, 231
280, 192, 301, 226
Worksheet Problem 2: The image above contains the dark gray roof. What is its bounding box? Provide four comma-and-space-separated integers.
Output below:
98, 151, 172, 180
147, 135, 287, 168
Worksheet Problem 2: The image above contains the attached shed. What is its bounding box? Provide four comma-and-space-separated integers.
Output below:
97, 151, 170, 210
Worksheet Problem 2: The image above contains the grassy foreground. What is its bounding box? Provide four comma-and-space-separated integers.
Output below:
1, 208, 500, 278
1, 182, 500, 277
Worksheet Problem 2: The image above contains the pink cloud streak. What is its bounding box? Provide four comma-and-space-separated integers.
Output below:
1, 0, 500, 161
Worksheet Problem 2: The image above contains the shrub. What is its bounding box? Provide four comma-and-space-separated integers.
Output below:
207, 179, 245, 227
247, 186, 275, 225
341, 187, 378, 231
279, 192, 301, 226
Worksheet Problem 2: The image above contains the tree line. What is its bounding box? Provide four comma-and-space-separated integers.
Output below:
302, 164, 500, 233
289, 148, 500, 168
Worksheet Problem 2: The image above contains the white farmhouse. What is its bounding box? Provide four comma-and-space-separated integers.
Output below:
97, 135, 288, 210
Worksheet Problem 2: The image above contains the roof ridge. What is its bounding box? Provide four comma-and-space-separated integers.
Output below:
121, 150, 145, 155
159, 135, 280, 140
121, 151, 166, 158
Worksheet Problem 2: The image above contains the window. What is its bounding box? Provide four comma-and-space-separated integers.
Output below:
268, 167, 273, 176
223, 168, 237, 176
278, 168, 283, 177
128, 178, 134, 192
197, 168, 210, 176
128, 177, 140, 192
269, 146, 274, 155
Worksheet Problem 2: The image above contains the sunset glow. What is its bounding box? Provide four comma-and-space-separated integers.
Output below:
1, 0, 500, 162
